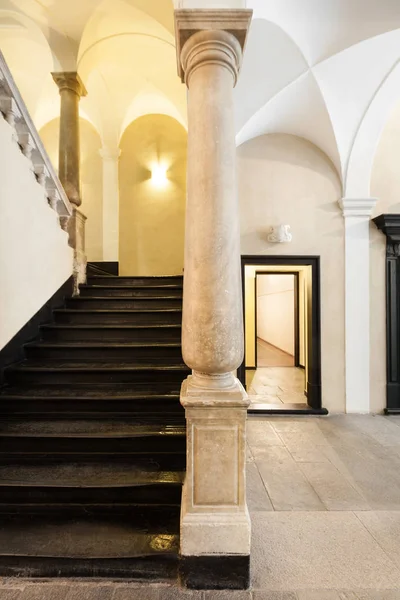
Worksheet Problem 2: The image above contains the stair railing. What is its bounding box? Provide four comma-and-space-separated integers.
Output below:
0, 50, 72, 219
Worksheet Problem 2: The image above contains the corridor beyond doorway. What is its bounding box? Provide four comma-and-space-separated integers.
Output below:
239, 256, 325, 414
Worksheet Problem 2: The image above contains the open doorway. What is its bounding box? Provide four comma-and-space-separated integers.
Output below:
255, 273, 299, 368
238, 255, 326, 414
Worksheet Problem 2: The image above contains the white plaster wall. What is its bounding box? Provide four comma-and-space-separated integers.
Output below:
238, 133, 344, 412
370, 100, 400, 414
0, 116, 73, 350
256, 274, 294, 355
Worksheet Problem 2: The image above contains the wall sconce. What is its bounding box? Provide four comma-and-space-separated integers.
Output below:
151, 163, 168, 187
268, 225, 292, 243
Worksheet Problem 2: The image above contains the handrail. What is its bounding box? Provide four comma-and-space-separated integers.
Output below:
0, 50, 72, 217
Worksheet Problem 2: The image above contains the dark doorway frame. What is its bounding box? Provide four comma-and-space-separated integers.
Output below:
238, 255, 324, 413
373, 214, 400, 414
254, 271, 300, 368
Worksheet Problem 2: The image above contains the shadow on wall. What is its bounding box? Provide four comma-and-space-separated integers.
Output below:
119, 114, 187, 276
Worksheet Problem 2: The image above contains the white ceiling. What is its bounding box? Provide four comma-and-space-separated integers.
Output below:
1, 0, 400, 195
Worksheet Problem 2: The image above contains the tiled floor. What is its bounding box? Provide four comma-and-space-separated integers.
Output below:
3, 415, 400, 598
247, 366, 306, 405
256, 339, 294, 367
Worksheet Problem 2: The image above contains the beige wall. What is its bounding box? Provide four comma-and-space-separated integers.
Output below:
238, 133, 344, 412
39, 118, 103, 261
119, 114, 187, 276
370, 100, 400, 413
257, 274, 295, 356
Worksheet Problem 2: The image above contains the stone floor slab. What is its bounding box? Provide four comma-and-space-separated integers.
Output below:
251, 512, 400, 590
299, 462, 370, 510
247, 463, 273, 511
256, 451, 325, 511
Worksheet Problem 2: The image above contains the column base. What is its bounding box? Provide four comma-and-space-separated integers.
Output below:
180, 554, 250, 590
180, 483, 251, 556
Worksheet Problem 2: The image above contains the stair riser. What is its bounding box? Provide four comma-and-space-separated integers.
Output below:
0, 400, 184, 416
87, 277, 183, 286
5, 369, 188, 386
41, 327, 182, 342
25, 346, 184, 362
54, 312, 182, 325
0, 556, 178, 579
80, 287, 182, 298
0, 435, 186, 453
67, 298, 183, 309
0, 485, 182, 506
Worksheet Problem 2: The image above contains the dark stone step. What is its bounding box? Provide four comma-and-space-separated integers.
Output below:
0, 387, 183, 418
53, 309, 182, 326
0, 515, 179, 578
40, 324, 182, 342
79, 285, 183, 298
0, 424, 186, 455
24, 342, 183, 362
0, 462, 183, 507
66, 296, 183, 309
87, 276, 183, 287
4, 362, 189, 385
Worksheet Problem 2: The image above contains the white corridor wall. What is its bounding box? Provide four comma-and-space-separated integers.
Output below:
0, 116, 73, 350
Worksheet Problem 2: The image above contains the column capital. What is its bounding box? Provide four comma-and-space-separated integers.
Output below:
52, 72, 87, 98
174, 8, 252, 83
373, 213, 400, 244
339, 197, 378, 218
99, 147, 121, 161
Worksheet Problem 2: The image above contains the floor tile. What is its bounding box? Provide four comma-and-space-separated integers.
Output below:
65, 585, 114, 599
247, 421, 284, 447
299, 462, 370, 510
256, 451, 325, 511
296, 592, 340, 599
19, 586, 71, 600
251, 512, 400, 590
247, 462, 273, 511
0, 590, 24, 600
204, 591, 250, 599
355, 512, 400, 569
252, 593, 298, 599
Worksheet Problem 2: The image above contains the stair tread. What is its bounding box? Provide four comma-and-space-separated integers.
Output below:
0, 386, 180, 399
0, 421, 185, 437
25, 342, 182, 348
41, 323, 182, 329
0, 462, 184, 486
7, 361, 188, 371
80, 284, 183, 289
54, 309, 182, 314
0, 516, 179, 558
68, 296, 182, 300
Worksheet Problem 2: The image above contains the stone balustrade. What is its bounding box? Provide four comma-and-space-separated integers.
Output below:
0, 51, 73, 220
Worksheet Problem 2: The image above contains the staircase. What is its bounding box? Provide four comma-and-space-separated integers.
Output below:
0, 270, 189, 579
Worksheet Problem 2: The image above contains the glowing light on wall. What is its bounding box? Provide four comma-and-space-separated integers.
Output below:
150, 162, 168, 187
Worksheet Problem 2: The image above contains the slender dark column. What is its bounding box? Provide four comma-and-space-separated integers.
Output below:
373, 214, 400, 413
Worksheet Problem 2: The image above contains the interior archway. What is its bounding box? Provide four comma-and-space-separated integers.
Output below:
119, 114, 187, 276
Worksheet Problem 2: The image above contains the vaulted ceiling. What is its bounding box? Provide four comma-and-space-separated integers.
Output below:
1, 0, 400, 195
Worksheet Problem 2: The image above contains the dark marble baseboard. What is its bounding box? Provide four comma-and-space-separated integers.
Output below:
180, 554, 250, 589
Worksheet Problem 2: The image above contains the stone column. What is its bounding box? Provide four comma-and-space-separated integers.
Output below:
99, 146, 121, 262
175, 9, 252, 589
339, 197, 377, 413
51, 72, 87, 207
52, 72, 88, 294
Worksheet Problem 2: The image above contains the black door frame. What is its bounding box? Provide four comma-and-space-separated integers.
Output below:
238, 255, 323, 411
373, 214, 400, 414
254, 271, 300, 368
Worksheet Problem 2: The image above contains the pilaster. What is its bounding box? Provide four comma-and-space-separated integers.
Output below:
339, 197, 377, 413
99, 146, 121, 262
